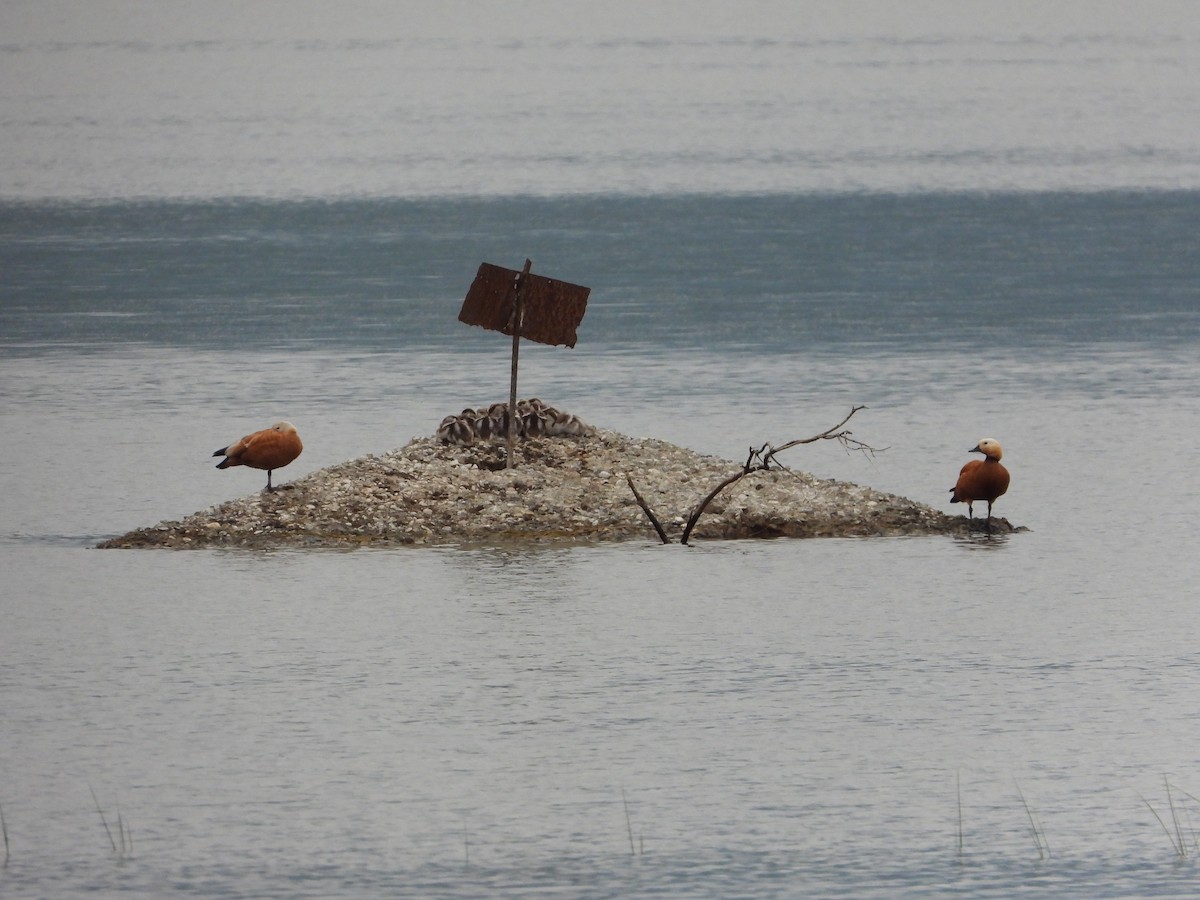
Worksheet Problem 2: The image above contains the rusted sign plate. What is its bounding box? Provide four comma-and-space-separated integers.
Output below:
459, 262, 590, 348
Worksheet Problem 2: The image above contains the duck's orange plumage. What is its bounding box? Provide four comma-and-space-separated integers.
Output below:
949, 438, 1010, 526
213, 421, 303, 492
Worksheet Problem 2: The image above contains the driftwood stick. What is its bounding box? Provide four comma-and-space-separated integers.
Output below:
626, 475, 671, 544
680, 470, 749, 546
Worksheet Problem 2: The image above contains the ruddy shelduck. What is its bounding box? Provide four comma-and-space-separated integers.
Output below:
213, 421, 303, 492
949, 438, 1010, 528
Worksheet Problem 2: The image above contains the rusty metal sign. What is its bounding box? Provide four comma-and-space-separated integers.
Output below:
456, 259, 591, 469
459, 261, 590, 348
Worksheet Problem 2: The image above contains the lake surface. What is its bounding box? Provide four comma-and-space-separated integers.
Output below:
3, 193, 1199, 898
4, 0, 1200, 198
3, 3, 1200, 897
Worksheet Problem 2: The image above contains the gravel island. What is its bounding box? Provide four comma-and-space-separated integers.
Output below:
97, 430, 1016, 550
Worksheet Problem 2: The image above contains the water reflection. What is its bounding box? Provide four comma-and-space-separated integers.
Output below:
952, 530, 1012, 551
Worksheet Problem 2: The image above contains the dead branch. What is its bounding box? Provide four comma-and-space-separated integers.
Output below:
680, 470, 750, 546
682, 406, 887, 544
754, 405, 884, 471
625, 406, 886, 546
626, 474, 671, 544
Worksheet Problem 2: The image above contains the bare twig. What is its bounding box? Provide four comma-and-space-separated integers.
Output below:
758, 405, 884, 470
626, 475, 671, 544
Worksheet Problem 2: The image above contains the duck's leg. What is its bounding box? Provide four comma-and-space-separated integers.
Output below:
266, 470, 275, 492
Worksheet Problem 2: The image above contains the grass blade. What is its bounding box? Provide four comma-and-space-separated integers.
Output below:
89, 784, 117, 854
956, 770, 964, 855
1141, 794, 1184, 857
1165, 776, 1186, 858
621, 787, 639, 856
1014, 781, 1048, 859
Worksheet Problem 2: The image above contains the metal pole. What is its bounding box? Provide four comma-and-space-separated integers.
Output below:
507, 258, 532, 470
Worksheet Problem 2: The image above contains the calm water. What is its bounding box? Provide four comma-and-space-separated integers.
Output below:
4, 3, 1200, 897
3, 193, 1199, 899
3, 0, 1200, 198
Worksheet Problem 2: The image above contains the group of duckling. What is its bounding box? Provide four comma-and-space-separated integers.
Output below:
436, 398, 594, 446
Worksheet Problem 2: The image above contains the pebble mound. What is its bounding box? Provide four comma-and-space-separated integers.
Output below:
97, 430, 1014, 550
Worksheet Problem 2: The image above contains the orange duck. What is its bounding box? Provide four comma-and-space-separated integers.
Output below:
213, 421, 303, 492
949, 438, 1010, 528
